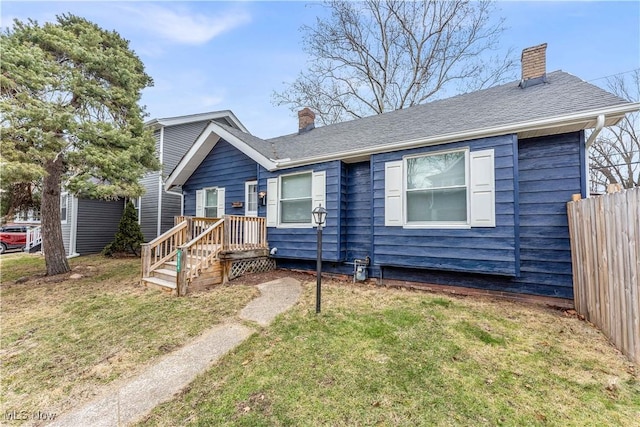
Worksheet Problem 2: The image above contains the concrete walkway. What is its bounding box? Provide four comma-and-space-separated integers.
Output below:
47, 278, 302, 427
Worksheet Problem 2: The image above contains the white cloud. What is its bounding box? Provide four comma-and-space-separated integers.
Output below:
120, 4, 251, 45
200, 95, 224, 108
1, 3, 251, 46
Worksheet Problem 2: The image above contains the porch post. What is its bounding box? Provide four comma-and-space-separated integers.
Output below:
176, 248, 187, 296
141, 243, 151, 278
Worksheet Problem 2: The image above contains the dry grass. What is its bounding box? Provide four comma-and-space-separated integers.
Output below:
0, 253, 258, 421
139, 277, 639, 426
2, 255, 638, 426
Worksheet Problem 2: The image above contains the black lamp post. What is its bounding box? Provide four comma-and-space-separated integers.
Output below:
312, 204, 327, 314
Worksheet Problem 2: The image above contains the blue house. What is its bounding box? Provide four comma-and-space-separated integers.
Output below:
164, 44, 638, 299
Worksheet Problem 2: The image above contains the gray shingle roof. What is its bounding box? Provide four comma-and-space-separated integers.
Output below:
264, 71, 631, 161
195, 71, 637, 168
217, 123, 278, 159
166, 70, 637, 188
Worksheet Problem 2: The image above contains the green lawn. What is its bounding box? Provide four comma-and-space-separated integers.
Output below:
0, 254, 258, 417
2, 254, 638, 426
139, 281, 640, 426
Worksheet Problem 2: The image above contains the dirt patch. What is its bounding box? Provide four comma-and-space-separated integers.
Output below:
235, 391, 272, 418
231, 269, 314, 287
2, 262, 105, 289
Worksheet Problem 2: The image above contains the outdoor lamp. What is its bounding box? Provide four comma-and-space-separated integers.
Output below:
312, 204, 327, 227
312, 204, 327, 314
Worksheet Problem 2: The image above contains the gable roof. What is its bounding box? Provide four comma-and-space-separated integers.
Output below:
164, 121, 277, 190
165, 70, 639, 189
145, 110, 249, 133
267, 71, 637, 167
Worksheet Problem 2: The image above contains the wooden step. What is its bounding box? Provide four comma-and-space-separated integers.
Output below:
164, 255, 207, 269
142, 276, 177, 293
153, 268, 177, 282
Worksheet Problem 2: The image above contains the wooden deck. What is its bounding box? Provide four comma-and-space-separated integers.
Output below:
141, 215, 269, 296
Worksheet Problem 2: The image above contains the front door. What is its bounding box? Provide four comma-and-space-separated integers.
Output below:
245, 181, 259, 243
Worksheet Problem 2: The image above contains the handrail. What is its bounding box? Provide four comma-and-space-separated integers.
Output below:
142, 221, 188, 278
176, 218, 224, 296
146, 221, 188, 246
175, 216, 221, 240
181, 218, 224, 250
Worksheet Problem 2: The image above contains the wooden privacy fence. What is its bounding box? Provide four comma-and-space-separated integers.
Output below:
567, 186, 639, 365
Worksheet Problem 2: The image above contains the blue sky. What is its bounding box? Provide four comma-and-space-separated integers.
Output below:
2, 1, 639, 138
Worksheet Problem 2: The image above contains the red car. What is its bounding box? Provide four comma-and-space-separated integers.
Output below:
0, 225, 28, 254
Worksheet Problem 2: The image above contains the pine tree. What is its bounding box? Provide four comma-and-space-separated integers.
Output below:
1, 15, 159, 274
103, 201, 144, 256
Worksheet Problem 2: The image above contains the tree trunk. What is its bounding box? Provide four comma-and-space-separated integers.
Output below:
42, 157, 70, 275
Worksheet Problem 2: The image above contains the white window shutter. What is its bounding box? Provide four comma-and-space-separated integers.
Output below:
312, 171, 326, 213
196, 189, 204, 217
217, 187, 225, 217
266, 178, 278, 227
385, 161, 403, 226
470, 149, 496, 227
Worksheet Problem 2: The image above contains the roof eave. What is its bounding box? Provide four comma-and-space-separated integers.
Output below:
145, 110, 250, 133
274, 103, 640, 169
165, 122, 276, 191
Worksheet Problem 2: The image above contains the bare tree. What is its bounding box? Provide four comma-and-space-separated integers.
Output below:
273, 0, 516, 125
589, 70, 640, 194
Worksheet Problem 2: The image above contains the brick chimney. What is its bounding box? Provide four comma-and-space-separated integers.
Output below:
520, 43, 548, 88
298, 108, 315, 134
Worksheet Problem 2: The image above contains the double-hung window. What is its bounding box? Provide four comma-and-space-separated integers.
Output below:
406, 150, 468, 224
196, 187, 226, 218
385, 148, 495, 228
266, 170, 326, 227
280, 172, 312, 224
204, 188, 218, 218
60, 193, 68, 223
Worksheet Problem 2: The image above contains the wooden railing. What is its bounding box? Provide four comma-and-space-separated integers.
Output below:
142, 221, 188, 278
224, 216, 267, 251
175, 216, 221, 240
143, 215, 269, 295
173, 215, 268, 251
176, 218, 224, 296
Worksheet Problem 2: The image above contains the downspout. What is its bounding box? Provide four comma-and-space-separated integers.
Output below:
585, 114, 605, 197
157, 126, 165, 237
166, 189, 184, 216
586, 114, 605, 148
68, 196, 79, 258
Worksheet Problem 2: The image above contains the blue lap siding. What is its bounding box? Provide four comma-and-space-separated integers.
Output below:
371, 134, 518, 277
183, 139, 258, 216
376, 131, 584, 298
261, 161, 342, 262
344, 162, 373, 262
182, 131, 583, 299
515, 131, 583, 297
